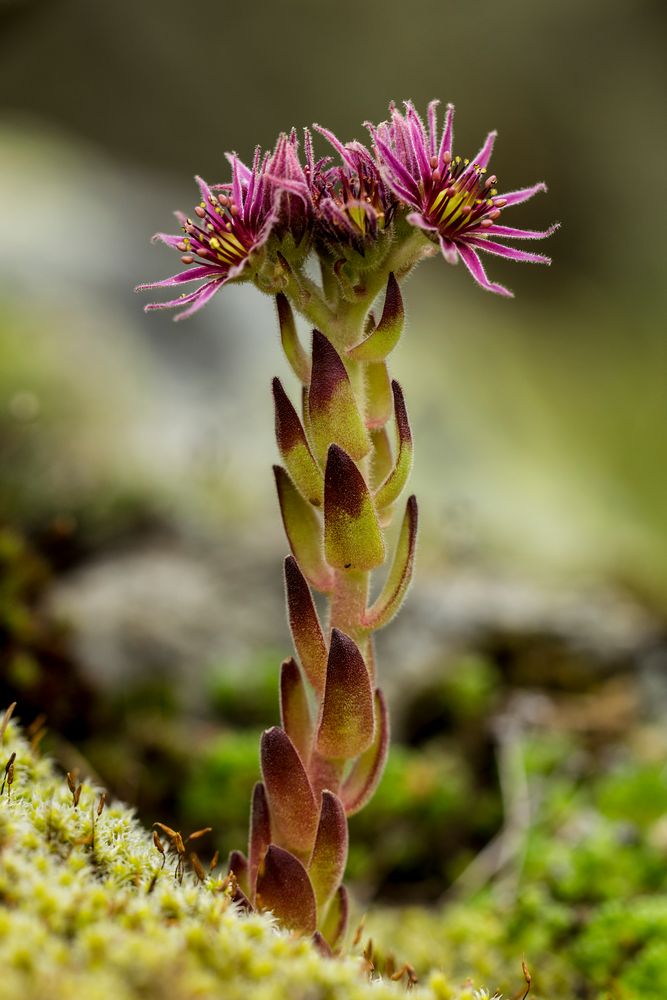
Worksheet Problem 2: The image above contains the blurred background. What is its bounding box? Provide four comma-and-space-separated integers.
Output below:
1, 0, 667, 958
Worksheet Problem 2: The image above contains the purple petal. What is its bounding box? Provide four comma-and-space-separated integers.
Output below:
406, 211, 438, 234
404, 102, 431, 181
370, 133, 421, 202
172, 278, 225, 321
427, 100, 439, 158
195, 175, 213, 206
438, 104, 455, 167
225, 152, 253, 186
144, 279, 222, 315
465, 237, 551, 265
438, 236, 458, 266
470, 222, 560, 240
497, 182, 547, 207
313, 124, 357, 171
456, 242, 513, 297
151, 232, 185, 250
135, 265, 222, 292
470, 130, 497, 170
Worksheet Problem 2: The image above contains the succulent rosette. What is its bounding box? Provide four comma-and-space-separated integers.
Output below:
366, 100, 559, 296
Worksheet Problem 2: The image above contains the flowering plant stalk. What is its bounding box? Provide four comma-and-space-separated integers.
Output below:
138, 100, 555, 951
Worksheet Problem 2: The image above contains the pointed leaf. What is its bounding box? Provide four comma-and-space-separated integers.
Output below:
248, 781, 271, 897
256, 844, 317, 935
280, 657, 312, 763
277, 293, 310, 383
341, 689, 389, 816
319, 883, 349, 950
374, 381, 413, 510
274, 465, 333, 593
369, 428, 393, 490
273, 378, 323, 506
347, 273, 404, 362
363, 495, 418, 630
261, 727, 319, 858
308, 790, 348, 910
324, 445, 385, 571
365, 361, 393, 430
316, 629, 374, 760
227, 849, 250, 897
312, 931, 333, 957
284, 556, 328, 696
308, 330, 370, 464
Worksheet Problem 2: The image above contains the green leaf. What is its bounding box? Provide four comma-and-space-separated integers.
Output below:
284, 556, 328, 697
347, 273, 404, 362
273, 378, 323, 506
308, 791, 348, 911
248, 781, 271, 898
363, 495, 418, 630
277, 293, 310, 383
324, 445, 385, 571
374, 381, 413, 510
308, 330, 370, 465
316, 629, 374, 760
365, 361, 393, 429
319, 883, 349, 950
280, 657, 312, 764
256, 845, 317, 935
261, 727, 319, 860
274, 465, 333, 593
341, 688, 389, 816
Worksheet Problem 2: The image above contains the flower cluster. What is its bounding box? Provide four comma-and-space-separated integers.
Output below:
137, 100, 557, 318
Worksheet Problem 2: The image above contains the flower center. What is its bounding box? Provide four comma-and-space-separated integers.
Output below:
425, 154, 506, 238
177, 194, 250, 269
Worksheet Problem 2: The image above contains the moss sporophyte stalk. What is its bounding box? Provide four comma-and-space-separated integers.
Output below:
137, 100, 556, 948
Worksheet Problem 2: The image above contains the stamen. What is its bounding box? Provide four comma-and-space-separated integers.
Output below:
195, 206, 206, 219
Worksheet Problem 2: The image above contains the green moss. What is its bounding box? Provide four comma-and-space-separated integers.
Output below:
0, 715, 492, 1000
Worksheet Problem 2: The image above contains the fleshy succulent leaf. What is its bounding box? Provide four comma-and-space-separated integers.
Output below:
369, 427, 394, 490
312, 930, 333, 957
260, 727, 319, 858
227, 849, 250, 897
273, 378, 324, 506
319, 883, 349, 950
308, 330, 370, 465
363, 495, 418, 630
255, 844, 317, 935
280, 657, 312, 764
308, 790, 348, 911
324, 445, 385, 571
248, 781, 271, 897
365, 361, 393, 430
347, 273, 404, 362
374, 381, 413, 509
341, 688, 389, 815
274, 465, 333, 593
277, 292, 310, 383
316, 629, 374, 760
284, 556, 328, 697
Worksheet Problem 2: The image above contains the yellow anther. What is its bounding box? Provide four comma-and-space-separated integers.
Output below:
210, 237, 221, 250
